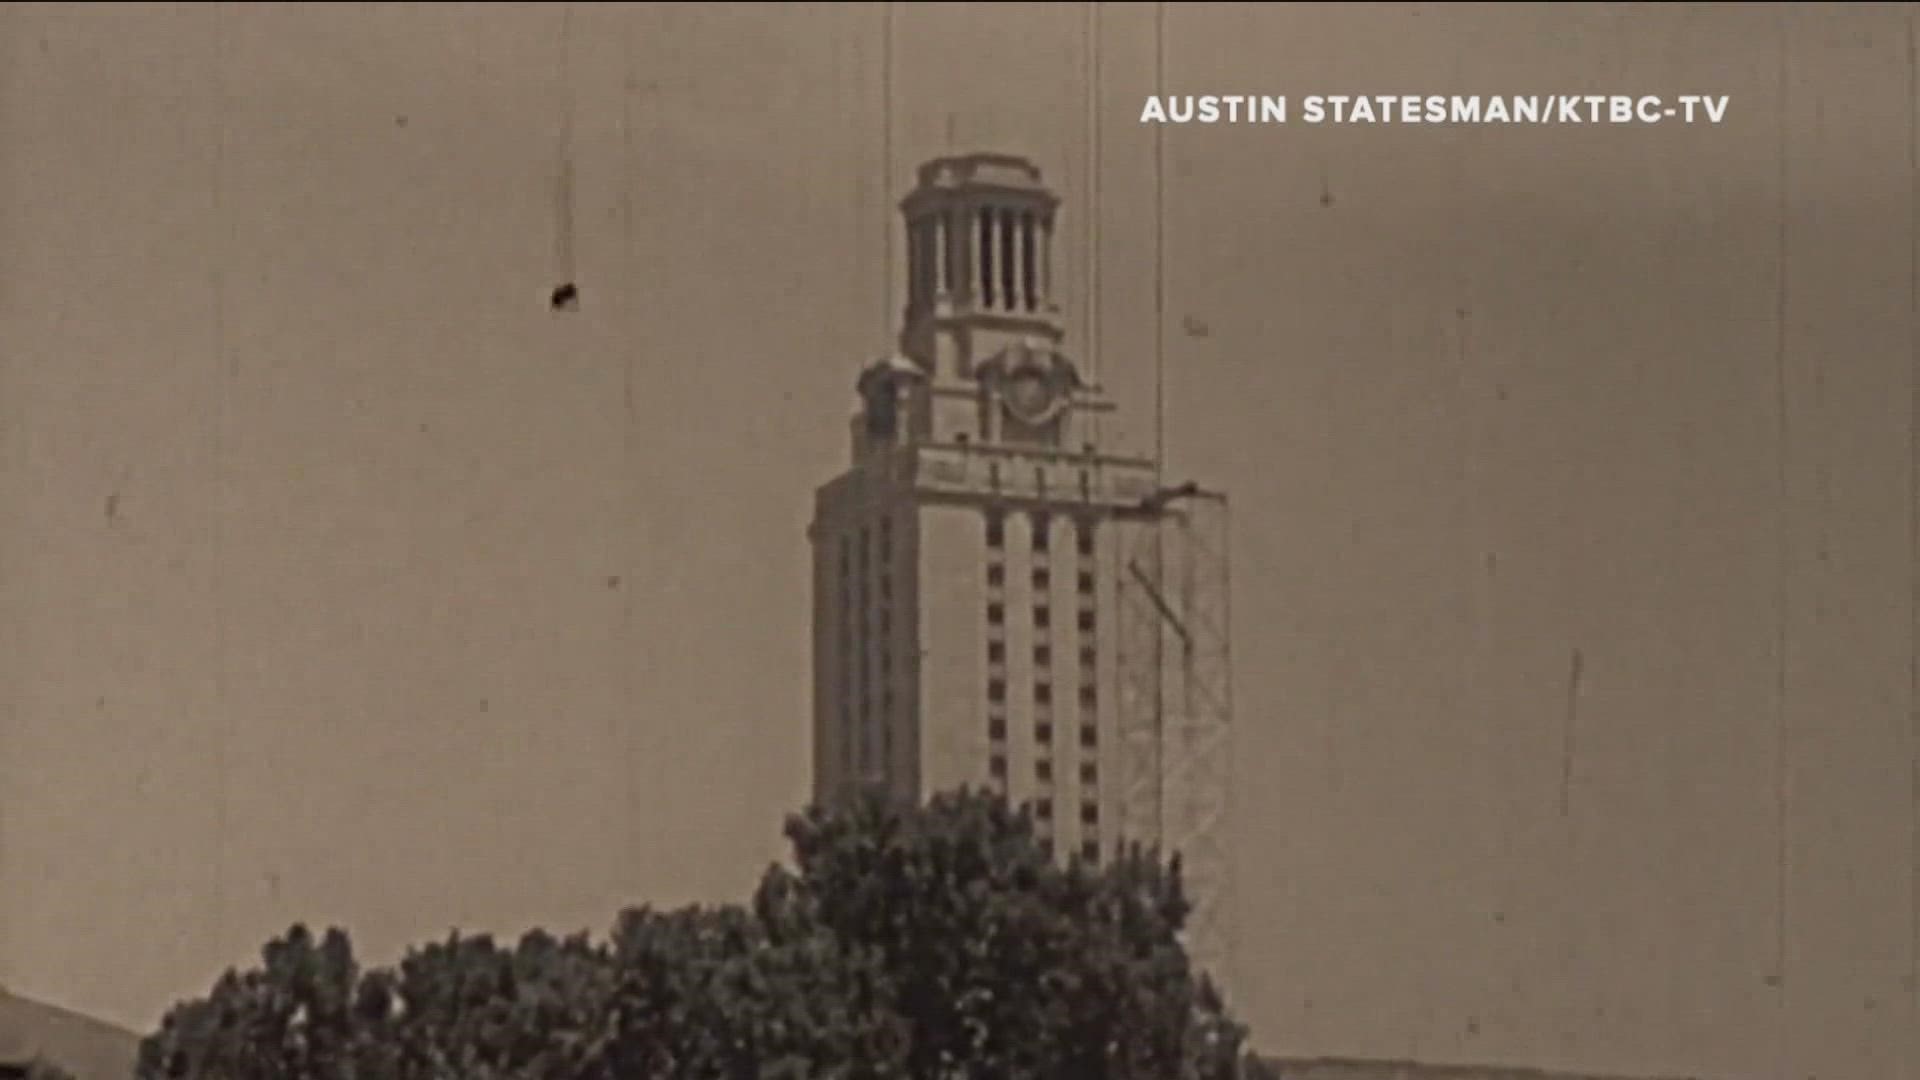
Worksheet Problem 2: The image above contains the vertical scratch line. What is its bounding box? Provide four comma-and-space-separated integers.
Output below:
1772, 15, 1792, 1080
1908, 12, 1920, 1077
880, 1, 894, 341
620, 9, 639, 893
847, 6, 869, 377
1152, 0, 1166, 480
838, 12, 860, 380
208, 0, 231, 957
621, 40, 636, 433
1085, 1, 1101, 388
0, 5, 11, 966
555, 4, 576, 286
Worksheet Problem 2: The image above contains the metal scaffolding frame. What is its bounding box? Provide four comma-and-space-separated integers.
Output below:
1116, 484, 1235, 995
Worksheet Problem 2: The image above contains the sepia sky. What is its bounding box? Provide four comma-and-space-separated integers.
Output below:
2, 4, 1917, 1080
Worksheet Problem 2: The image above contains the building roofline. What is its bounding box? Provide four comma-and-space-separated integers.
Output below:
1260, 1056, 1702, 1080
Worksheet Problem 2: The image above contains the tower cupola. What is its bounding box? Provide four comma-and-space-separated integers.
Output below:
897, 153, 1063, 373
850, 153, 1107, 453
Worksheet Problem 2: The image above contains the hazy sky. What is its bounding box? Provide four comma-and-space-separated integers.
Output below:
2, 5, 1916, 1080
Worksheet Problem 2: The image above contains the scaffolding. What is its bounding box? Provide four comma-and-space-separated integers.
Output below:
1116, 484, 1235, 997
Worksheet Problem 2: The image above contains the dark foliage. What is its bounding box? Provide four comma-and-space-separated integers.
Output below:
136, 788, 1247, 1079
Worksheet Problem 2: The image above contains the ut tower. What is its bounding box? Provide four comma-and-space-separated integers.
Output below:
808, 153, 1236, 986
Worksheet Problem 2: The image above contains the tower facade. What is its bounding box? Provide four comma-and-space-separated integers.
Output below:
807, 153, 1233, 980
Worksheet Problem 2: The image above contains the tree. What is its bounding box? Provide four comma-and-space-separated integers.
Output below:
137, 924, 382, 1080
738, 867, 909, 1080
378, 929, 618, 1080
600, 892, 908, 1080
137, 787, 1249, 1080
780, 787, 1246, 1080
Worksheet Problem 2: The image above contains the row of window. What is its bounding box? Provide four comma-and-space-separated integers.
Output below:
990, 641, 1097, 667
986, 603, 1096, 632
986, 679, 1099, 709
986, 714, 1101, 747
986, 511, 1096, 556
987, 748, 1099, 785
986, 565, 1096, 593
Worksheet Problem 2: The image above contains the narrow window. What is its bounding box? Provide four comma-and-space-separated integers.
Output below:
921, 221, 937, 308
934, 214, 948, 294
943, 210, 957, 294
979, 208, 995, 308
1006, 203, 1021, 309
1021, 212, 1038, 311
907, 224, 922, 311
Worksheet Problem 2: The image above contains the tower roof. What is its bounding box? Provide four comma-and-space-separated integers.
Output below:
903, 152, 1057, 210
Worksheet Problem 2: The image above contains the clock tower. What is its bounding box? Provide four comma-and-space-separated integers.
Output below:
810, 151, 1166, 866
809, 151, 1235, 988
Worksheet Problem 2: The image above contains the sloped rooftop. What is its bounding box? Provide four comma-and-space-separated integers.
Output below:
0, 988, 139, 1080
1265, 1056, 1700, 1080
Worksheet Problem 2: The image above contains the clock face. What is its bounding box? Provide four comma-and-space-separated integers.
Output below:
1004, 370, 1054, 421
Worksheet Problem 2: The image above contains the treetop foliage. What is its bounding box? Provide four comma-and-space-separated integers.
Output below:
137, 787, 1249, 1080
